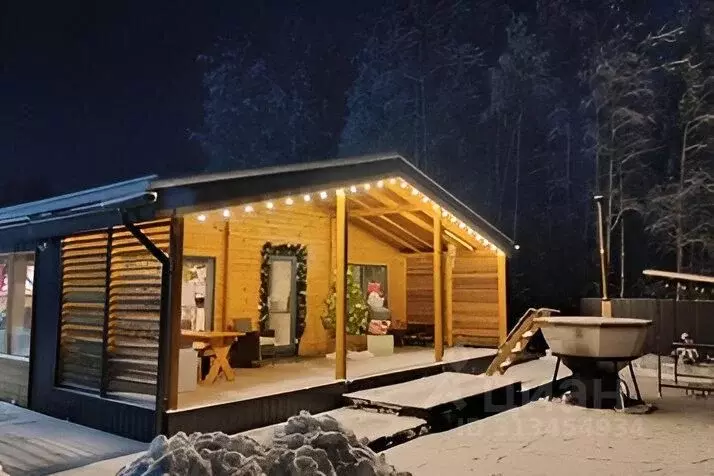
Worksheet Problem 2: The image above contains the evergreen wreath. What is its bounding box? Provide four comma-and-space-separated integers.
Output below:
258, 242, 307, 340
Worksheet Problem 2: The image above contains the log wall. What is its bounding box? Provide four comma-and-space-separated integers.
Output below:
406, 248, 501, 347
183, 205, 407, 356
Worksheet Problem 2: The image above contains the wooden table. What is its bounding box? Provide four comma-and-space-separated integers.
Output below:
180, 330, 244, 384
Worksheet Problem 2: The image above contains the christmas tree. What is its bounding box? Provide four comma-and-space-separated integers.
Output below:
321, 267, 370, 335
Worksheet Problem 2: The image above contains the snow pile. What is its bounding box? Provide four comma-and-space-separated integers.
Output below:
118, 411, 411, 476
0, 464, 9, 476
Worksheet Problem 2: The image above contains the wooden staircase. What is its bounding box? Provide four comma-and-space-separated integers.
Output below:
485, 307, 560, 376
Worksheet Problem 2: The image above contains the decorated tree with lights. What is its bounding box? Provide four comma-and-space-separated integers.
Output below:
321, 268, 370, 336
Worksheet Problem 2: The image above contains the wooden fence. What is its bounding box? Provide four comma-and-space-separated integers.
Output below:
580, 298, 714, 355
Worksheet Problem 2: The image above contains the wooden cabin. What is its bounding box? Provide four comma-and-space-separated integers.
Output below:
0, 154, 515, 441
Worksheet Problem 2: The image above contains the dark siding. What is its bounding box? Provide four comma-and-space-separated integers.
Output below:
29, 237, 156, 442
581, 298, 714, 355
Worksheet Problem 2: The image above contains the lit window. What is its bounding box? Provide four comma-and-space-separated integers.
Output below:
0, 253, 34, 358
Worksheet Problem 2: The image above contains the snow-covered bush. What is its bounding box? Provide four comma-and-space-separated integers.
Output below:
118, 411, 411, 476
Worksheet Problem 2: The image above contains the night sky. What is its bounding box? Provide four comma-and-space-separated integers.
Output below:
0, 1, 351, 204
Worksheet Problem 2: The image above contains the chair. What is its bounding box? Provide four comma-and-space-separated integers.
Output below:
259, 329, 277, 366
229, 318, 260, 368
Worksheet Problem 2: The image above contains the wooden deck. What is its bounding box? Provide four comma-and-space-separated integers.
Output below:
175, 346, 496, 410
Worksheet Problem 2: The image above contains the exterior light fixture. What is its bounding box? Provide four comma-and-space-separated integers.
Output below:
244, 205, 254, 213
222, 209, 231, 218
389, 178, 397, 185
285, 197, 294, 205
514, 244, 520, 250
363, 183, 371, 191
377, 180, 384, 188
266, 201, 274, 209
349, 185, 357, 193
197, 214, 207, 222
319, 191, 328, 200
303, 194, 311, 202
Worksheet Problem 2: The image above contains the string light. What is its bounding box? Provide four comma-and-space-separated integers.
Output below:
190, 176, 503, 255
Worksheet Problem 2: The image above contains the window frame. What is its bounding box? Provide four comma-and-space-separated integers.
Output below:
0, 251, 36, 360
348, 263, 389, 308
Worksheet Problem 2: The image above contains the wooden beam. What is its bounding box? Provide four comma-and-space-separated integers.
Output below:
445, 244, 456, 347
386, 184, 488, 252
348, 195, 430, 250
221, 221, 230, 329
349, 206, 422, 217
497, 252, 508, 345
167, 217, 184, 411
335, 190, 347, 380
351, 216, 421, 252
433, 216, 444, 362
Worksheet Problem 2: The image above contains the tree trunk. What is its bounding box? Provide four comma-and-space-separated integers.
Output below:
512, 110, 523, 241
619, 216, 625, 298
676, 124, 688, 300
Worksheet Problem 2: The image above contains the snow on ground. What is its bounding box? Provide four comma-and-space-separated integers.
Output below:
384, 374, 714, 476
117, 411, 411, 476
241, 408, 426, 447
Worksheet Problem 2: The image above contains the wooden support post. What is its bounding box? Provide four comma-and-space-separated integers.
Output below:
433, 216, 443, 362
167, 217, 184, 411
335, 190, 347, 380
497, 252, 508, 345
222, 220, 230, 329
445, 244, 456, 347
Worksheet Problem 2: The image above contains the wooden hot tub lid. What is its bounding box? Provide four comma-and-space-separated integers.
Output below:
533, 316, 652, 328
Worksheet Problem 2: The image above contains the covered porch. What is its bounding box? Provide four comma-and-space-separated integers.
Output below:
167, 167, 511, 412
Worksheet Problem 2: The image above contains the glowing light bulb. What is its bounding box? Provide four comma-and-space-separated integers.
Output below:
244, 205, 254, 213
514, 244, 520, 250
350, 185, 357, 193
377, 180, 384, 188
285, 197, 294, 205
363, 183, 371, 191
266, 201, 274, 209
458, 222, 466, 229
389, 178, 397, 185
421, 196, 429, 203
400, 181, 408, 189
303, 194, 311, 202
197, 214, 207, 222
450, 215, 458, 223
411, 188, 419, 196
222, 209, 231, 218
441, 210, 448, 218
319, 191, 328, 200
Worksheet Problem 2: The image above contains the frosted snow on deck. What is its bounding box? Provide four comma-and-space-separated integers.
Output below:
384, 375, 714, 475
241, 408, 426, 446
344, 372, 519, 410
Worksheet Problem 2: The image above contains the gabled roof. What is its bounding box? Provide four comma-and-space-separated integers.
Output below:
153, 154, 515, 254
0, 154, 515, 254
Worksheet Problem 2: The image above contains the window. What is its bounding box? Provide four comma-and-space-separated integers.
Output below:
181, 257, 216, 331
349, 264, 388, 307
0, 252, 34, 358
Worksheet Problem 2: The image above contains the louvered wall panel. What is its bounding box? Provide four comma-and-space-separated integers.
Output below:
106, 220, 170, 398
58, 231, 110, 391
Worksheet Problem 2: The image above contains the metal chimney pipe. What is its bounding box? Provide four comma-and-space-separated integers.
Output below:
594, 195, 611, 317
